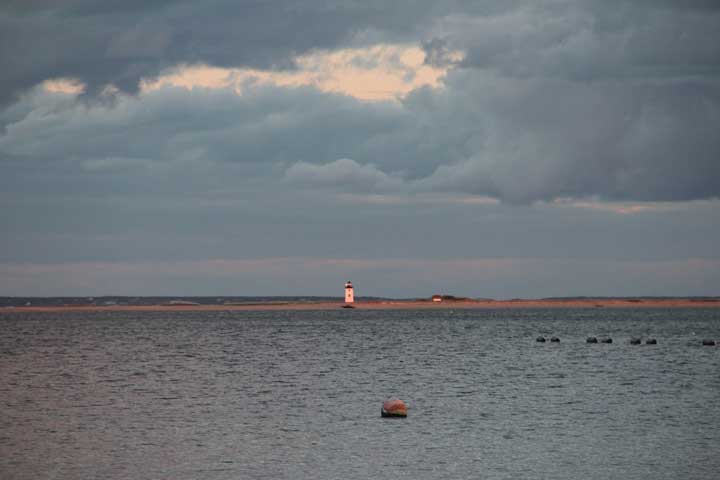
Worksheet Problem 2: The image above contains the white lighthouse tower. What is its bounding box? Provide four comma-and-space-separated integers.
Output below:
344, 281, 354, 304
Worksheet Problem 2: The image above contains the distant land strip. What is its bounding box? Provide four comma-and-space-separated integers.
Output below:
2, 297, 720, 312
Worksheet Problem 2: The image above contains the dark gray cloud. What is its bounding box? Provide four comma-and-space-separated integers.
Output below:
0, 0, 444, 106
2, 0, 720, 295
0, 84, 406, 183
3, 0, 719, 102
443, 3, 720, 81
2, 69, 719, 205
411, 70, 720, 203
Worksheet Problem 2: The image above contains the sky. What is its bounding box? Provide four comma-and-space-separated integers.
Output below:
1, 0, 719, 298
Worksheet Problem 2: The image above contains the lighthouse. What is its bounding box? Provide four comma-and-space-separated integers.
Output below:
345, 281, 354, 304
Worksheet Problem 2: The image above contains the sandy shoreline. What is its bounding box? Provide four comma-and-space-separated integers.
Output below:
4, 299, 720, 313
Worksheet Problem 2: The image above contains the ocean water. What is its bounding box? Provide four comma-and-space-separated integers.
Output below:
1, 308, 719, 479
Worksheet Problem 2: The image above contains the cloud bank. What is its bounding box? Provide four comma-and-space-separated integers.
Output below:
1, 1, 719, 295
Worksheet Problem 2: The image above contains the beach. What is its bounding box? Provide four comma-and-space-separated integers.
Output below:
5, 298, 719, 313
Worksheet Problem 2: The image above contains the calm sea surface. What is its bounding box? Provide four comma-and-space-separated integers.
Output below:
1, 308, 719, 479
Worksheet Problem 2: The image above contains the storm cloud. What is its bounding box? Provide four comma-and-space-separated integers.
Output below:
0, 0, 452, 106
1, 0, 719, 295
3, 73, 718, 203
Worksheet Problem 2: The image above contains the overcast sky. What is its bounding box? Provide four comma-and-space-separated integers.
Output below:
1, 0, 719, 297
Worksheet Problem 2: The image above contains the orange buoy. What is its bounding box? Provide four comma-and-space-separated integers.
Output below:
381, 398, 407, 418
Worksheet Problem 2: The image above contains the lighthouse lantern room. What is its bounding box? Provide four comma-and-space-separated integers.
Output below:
345, 281, 354, 304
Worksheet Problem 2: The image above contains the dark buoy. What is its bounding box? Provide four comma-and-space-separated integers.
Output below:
645, 338, 657, 345
630, 338, 641, 345
550, 336, 560, 343
381, 398, 407, 418
702, 339, 716, 346
586, 337, 598, 343
600, 338, 612, 344
536, 336, 546, 342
